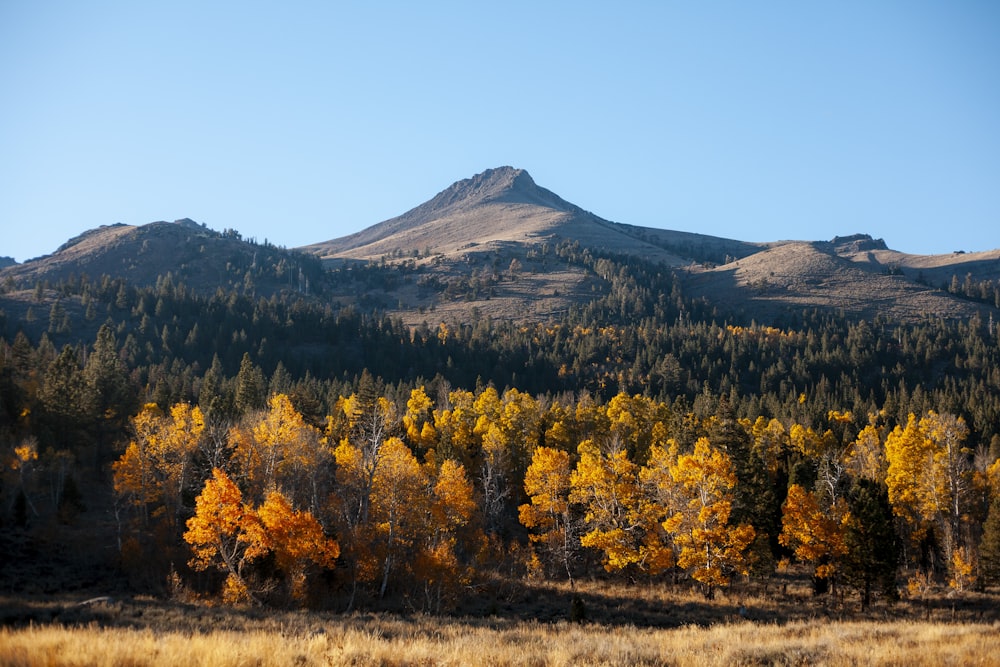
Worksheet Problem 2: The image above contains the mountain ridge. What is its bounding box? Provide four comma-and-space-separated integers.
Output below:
3, 167, 999, 326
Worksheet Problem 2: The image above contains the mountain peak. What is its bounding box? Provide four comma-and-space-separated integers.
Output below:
415, 166, 584, 218
423, 166, 540, 211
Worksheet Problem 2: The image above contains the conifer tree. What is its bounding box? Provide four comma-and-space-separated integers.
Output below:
234, 352, 266, 415
980, 498, 1000, 588
841, 479, 899, 609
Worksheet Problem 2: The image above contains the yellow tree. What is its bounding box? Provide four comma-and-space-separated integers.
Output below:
403, 386, 438, 455
779, 484, 849, 591
331, 395, 398, 533
185, 468, 338, 605
921, 411, 974, 559
748, 416, 788, 477
184, 468, 261, 604
885, 411, 973, 565
478, 420, 512, 535
605, 393, 667, 464
494, 387, 542, 488
113, 402, 204, 525
252, 490, 340, 602
417, 458, 478, 610
369, 436, 429, 598
229, 394, 324, 509
662, 437, 755, 597
635, 441, 688, 577
846, 415, 887, 483
519, 446, 577, 581
569, 437, 647, 573
432, 388, 479, 469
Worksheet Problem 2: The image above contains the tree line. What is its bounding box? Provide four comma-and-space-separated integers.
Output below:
100, 382, 1000, 610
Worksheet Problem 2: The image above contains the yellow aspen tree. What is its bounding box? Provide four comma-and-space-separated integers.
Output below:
330, 394, 398, 533
885, 414, 934, 541
185, 469, 338, 605
184, 468, 261, 604
949, 546, 976, 593
779, 484, 849, 586
636, 442, 687, 576
430, 459, 477, 531
403, 386, 437, 453
231, 394, 323, 507
574, 391, 609, 441
331, 437, 380, 597
329, 393, 402, 590
921, 411, 973, 559
490, 387, 541, 486
157, 402, 205, 519
885, 411, 973, 562
846, 415, 887, 483
662, 437, 755, 597
113, 404, 166, 521
519, 446, 577, 581
605, 393, 664, 463
418, 458, 477, 610
569, 437, 645, 573
369, 436, 429, 598
541, 401, 575, 453
253, 489, 340, 602
472, 386, 503, 437
749, 416, 788, 477
113, 402, 204, 526
478, 421, 511, 535
431, 389, 479, 470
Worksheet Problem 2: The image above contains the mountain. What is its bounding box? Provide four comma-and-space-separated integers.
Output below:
303, 167, 1000, 324
303, 166, 711, 265
3, 168, 999, 328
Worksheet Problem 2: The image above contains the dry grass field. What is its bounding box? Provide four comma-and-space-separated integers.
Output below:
3, 615, 999, 666
3, 577, 999, 666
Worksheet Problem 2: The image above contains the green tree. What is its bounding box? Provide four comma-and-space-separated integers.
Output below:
841, 480, 899, 609
37, 346, 90, 451
84, 325, 135, 464
980, 498, 1000, 588
234, 353, 266, 415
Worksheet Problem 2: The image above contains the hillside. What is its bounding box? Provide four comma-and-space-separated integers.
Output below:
0, 219, 323, 297
683, 238, 1000, 321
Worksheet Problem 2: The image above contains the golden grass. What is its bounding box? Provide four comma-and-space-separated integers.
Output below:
3, 615, 999, 667
3, 575, 999, 666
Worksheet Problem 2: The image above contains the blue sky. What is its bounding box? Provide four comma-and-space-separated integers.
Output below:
2, 2, 998, 263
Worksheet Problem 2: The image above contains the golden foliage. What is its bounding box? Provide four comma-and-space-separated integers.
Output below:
663, 438, 755, 590
779, 484, 848, 580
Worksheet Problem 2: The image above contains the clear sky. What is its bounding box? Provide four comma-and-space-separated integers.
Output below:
2, 1, 998, 263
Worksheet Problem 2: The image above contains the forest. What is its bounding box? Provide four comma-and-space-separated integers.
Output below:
2, 246, 1000, 614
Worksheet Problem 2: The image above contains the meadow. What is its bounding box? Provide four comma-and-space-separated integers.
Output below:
3, 577, 999, 666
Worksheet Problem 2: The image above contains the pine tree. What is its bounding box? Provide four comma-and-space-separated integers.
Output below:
37, 346, 90, 450
841, 479, 899, 609
198, 354, 228, 418
84, 325, 134, 464
980, 497, 1000, 588
234, 352, 266, 415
